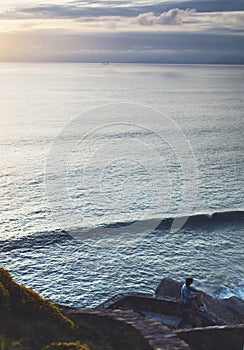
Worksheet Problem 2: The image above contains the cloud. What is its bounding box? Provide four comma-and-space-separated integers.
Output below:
135, 8, 196, 26
170, 0, 244, 14
0, 1, 243, 63
215, 11, 244, 25
0, 4, 133, 19
1, 0, 244, 20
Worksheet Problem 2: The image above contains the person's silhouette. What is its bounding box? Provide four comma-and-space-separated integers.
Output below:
181, 277, 206, 311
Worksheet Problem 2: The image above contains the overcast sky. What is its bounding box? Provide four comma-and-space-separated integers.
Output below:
0, 0, 244, 63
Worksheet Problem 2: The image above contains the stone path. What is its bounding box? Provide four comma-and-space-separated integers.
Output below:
140, 311, 183, 328
63, 307, 190, 350
97, 291, 153, 309
175, 324, 244, 350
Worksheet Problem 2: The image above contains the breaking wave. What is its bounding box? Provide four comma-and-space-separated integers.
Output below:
0, 209, 243, 252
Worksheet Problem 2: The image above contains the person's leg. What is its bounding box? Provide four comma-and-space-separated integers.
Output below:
194, 294, 202, 307
196, 293, 207, 312
189, 294, 202, 307
188, 295, 198, 309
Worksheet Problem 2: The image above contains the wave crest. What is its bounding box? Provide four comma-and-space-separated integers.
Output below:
0, 209, 243, 251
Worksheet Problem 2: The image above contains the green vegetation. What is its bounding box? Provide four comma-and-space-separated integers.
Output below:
0, 267, 149, 350
43, 341, 90, 350
0, 267, 88, 350
0, 336, 22, 350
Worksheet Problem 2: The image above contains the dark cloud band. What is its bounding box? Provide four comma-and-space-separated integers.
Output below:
1, 0, 244, 20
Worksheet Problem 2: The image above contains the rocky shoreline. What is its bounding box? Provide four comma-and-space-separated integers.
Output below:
61, 277, 244, 350
0, 267, 243, 350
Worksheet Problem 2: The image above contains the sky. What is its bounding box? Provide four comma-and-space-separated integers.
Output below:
0, 0, 244, 63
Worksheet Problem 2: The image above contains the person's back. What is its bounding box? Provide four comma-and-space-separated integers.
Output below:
181, 277, 206, 312
181, 280, 197, 302
181, 282, 191, 304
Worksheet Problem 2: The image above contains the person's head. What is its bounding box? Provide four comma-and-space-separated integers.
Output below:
186, 277, 193, 286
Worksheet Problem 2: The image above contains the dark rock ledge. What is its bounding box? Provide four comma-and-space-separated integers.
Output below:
61, 277, 244, 350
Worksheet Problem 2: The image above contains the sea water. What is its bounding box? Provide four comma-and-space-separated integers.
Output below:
0, 63, 243, 307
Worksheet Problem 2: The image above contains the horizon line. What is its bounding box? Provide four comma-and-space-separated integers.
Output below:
0, 61, 244, 65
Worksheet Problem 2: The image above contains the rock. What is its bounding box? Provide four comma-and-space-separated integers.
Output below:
220, 296, 244, 318
94, 288, 244, 349
155, 277, 183, 300
140, 311, 184, 328
155, 278, 244, 325
175, 324, 244, 350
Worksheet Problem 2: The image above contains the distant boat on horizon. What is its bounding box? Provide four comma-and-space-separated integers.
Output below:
102, 62, 110, 65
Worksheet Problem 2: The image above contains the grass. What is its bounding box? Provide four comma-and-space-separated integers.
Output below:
0, 267, 88, 350
0, 267, 149, 350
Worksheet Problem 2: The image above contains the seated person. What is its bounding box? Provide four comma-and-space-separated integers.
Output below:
181, 277, 206, 312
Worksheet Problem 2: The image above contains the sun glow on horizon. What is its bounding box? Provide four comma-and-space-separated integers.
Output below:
0, 1, 243, 63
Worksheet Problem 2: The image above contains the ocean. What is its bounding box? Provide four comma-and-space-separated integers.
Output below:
0, 63, 243, 307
